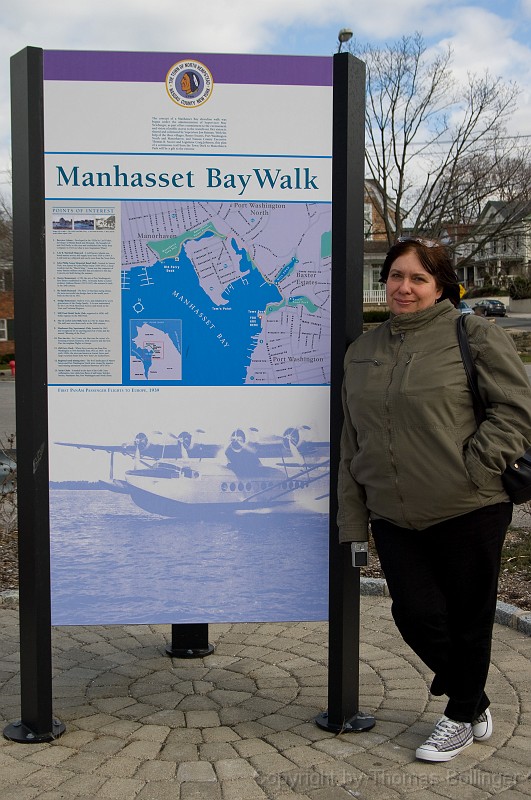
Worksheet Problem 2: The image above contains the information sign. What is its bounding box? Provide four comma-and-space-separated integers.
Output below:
43, 51, 333, 625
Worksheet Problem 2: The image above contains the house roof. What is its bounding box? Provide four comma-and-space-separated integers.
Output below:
479, 199, 531, 224
364, 240, 389, 254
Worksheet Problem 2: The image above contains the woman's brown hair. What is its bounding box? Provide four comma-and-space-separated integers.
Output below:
380, 237, 461, 307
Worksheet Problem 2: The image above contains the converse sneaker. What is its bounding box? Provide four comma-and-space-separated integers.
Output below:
416, 716, 473, 762
472, 708, 492, 741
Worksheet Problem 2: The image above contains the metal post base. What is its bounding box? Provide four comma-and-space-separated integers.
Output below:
166, 623, 215, 659
3, 718, 66, 743
315, 710, 376, 733
165, 643, 215, 659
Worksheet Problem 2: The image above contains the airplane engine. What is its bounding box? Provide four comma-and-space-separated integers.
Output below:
282, 426, 312, 450
132, 432, 149, 452
130, 432, 180, 460
177, 431, 192, 458
120, 430, 201, 461
177, 430, 193, 453
282, 425, 313, 464
225, 428, 262, 475
226, 428, 259, 455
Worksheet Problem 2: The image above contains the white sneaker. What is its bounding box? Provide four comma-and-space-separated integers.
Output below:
416, 716, 473, 762
472, 708, 492, 741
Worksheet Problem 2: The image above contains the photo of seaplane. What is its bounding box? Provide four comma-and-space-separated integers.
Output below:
54, 425, 330, 517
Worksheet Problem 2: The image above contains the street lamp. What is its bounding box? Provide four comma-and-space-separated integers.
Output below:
337, 28, 353, 53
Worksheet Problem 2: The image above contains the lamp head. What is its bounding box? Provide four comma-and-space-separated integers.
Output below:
337, 28, 353, 52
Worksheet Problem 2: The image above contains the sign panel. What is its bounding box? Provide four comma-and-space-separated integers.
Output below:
43, 51, 333, 625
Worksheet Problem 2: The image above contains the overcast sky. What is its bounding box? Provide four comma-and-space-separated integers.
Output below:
2, 0, 531, 201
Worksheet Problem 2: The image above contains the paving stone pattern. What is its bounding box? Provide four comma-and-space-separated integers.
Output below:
0, 596, 530, 799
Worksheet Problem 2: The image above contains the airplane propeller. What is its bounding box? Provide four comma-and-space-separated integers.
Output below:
133, 432, 149, 452
177, 430, 192, 451
282, 425, 312, 465
228, 427, 259, 453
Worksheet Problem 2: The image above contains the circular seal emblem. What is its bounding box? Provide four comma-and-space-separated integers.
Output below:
166, 60, 213, 108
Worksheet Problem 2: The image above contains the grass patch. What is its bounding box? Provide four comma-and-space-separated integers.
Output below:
502, 527, 531, 578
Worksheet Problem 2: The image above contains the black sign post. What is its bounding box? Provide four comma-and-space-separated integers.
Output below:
4, 47, 65, 743
315, 52, 376, 734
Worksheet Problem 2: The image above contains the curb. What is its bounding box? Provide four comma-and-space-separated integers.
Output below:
0, 590, 18, 606
1, 582, 529, 635
494, 600, 531, 636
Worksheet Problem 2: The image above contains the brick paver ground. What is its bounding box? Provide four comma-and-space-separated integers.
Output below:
0, 595, 529, 799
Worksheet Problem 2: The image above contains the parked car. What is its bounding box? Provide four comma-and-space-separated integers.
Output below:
458, 301, 474, 315
473, 299, 507, 317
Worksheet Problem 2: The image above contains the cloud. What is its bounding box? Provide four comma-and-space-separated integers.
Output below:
433, 7, 526, 76
0, 0, 337, 190
2, 1, 531, 199
1, 0, 478, 63
3, 0, 350, 55
428, 6, 531, 135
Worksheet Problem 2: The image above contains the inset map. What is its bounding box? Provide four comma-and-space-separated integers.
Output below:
130, 319, 182, 381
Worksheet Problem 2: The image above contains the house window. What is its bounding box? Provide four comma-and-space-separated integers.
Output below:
0, 270, 13, 292
0, 320, 7, 341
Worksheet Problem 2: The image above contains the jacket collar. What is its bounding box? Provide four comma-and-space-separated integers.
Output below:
389, 299, 456, 333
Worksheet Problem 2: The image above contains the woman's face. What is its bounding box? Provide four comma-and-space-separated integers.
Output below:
385, 250, 442, 315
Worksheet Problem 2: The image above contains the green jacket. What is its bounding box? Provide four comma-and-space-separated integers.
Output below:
338, 300, 531, 543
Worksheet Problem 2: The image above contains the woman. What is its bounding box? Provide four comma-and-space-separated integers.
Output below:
338, 237, 531, 762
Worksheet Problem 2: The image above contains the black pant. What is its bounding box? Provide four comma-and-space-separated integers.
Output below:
371, 503, 511, 723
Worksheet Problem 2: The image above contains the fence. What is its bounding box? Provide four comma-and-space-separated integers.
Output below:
363, 289, 387, 305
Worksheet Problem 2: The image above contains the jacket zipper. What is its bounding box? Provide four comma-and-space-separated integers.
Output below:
387, 333, 409, 522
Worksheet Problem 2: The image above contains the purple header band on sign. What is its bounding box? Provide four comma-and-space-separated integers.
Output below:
43, 51, 333, 86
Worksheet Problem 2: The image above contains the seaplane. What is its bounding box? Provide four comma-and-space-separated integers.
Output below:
54, 426, 330, 517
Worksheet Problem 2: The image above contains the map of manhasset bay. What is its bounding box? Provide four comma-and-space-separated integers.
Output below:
121, 201, 331, 385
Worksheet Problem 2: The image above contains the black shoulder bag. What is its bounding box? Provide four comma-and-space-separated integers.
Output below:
457, 314, 531, 504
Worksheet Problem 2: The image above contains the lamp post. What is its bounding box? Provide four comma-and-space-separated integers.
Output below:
337, 28, 353, 53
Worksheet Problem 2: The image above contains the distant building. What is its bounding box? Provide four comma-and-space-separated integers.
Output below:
0, 258, 14, 357
362, 186, 531, 301
467, 200, 531, 287
363, 180, 395, 305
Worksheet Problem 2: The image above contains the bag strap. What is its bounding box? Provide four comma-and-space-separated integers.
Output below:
456, 314, 486, 426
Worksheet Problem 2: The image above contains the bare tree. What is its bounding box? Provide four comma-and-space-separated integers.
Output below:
0, 208, 12, 251
349, 33, 530, 266
0, 164, 12, 263
0, 212, 12, 270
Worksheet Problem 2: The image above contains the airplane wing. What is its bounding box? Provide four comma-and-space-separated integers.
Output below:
54, 441, 132, 453
187, 444, 222, 458
54, 440, 223, 459
251, 440, 330, 457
